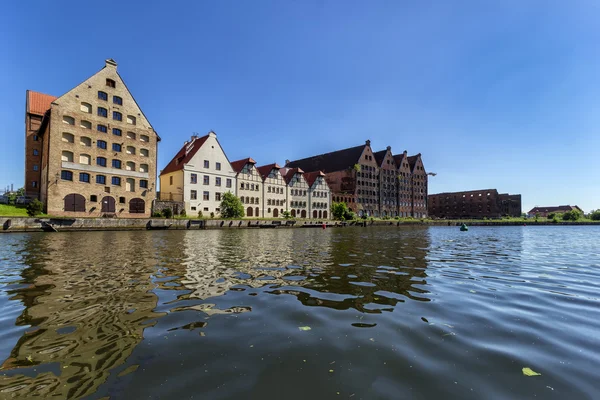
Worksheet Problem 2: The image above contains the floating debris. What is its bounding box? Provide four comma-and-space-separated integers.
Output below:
522, 367, 541, 376
298, 326, 311, 331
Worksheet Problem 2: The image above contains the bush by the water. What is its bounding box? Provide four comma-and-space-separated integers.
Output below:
26, 199, 43, 217
562, 209, 582, 221
219, 192, 244, 218
152, 211, 162, 217
589, 210, 600, 221
162, 208, 173, 218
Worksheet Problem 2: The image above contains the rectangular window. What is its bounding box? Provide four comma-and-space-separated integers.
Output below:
112, 177, 121, 186
97, 140, 107, 149
215, 193, 221, 201
98, 91, 108, 101
113, 96, 123, 105
140, 180, 148, 189
33, 165, 39, 171
203, 175, 209, 185
112, 143, 122, 152
203, 191, 209, 201
106, 79, 116, 88
204, 160, 209, 168
97, 157, 107, 167
226, 179, 232, 188
216, 162, 221, 171
79, 173, 90, 183
113, 128, 122, 136
215, 177, 221, 186
33, 149, 39, 156
191, 190, 197, 200
113, 111, 122, 121
169, 176, 173, 185
61, 170, 73, 181
33, 135, 39, 141
31, 181, 38, 188
112, 159, 121, 169
98, 107, 108, 117
96, 175, 106, 184
190, 173, 197, 184
97, 124, 107, 133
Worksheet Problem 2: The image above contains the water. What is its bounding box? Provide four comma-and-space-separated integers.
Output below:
0, 226, 599, 399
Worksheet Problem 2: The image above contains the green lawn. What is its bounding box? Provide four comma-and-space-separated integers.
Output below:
0, 204, 47, 217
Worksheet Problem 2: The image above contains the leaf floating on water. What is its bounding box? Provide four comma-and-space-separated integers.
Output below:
298, 326, 311, 331
200, 332, 206, 337
369, 338, 375, 342
329, 369, 334, 373
421, 317, 429, 323
522, 367, 541, 376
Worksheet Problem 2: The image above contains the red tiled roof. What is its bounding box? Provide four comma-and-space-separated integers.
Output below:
27, 90, 57, 116
282, 167, 304, 184
257, 163, 281, 181
304, 170, 325, 187
230, 157, 256, 173
160, 134, 209, 176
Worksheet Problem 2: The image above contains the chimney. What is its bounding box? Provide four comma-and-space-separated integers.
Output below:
365, 139, 371, 146
105, 58, 118, 69
386, 146, 391, 151
285, 159, 290, 165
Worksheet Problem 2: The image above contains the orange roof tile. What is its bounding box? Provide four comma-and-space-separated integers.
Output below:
304, 170, 326, 187
230, 158, 257, 173
27, 90, 57, 116
160, 135, 209, 176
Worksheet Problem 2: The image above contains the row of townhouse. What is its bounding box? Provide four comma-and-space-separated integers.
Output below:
158, 133, 332, 219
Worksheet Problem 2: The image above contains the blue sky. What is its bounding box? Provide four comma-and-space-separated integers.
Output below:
1, 1, 599, 212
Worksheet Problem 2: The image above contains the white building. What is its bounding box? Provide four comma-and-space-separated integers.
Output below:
159, 132, 236, 216
281, 167, 309, 218
306, 171, 331, 219
231, 157, 263, 217
258, 163, 287, 218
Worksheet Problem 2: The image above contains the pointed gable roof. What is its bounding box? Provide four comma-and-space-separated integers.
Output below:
393, 152, 406, 168
282, 167, 305, 184
230, 157, 256, 173
257, 163, 281, 181
285, 143, 366, 173
407, 154, 421, 172
26, 90, 57, 116
304, 171, 326, 188
160, 134, 209, 175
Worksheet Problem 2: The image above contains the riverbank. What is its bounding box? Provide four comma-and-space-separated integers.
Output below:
1, 216, 599, 233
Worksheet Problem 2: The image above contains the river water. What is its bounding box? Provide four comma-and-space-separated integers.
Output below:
0, 226, 598, 399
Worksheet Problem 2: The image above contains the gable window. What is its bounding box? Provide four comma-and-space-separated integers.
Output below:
61, 151, 73, 162
98, 91, 108, 101
97, 124, 107, 133
191, 173, 197, 184
126, 161, 135, 171
97, 140, 107, 150
191, 190, 197, 200
127, 131, 136, 140
62, 132, 74, 143
79, 154, 91, 165
126, 178, 135, 192
140, 149, 149, 157
226, 179, 232, 188
80, 120, 92, 129
216, 162, 221, 171
140, 180, 148, 189
215, 177, 221, 186
140, 135, 149, 142
61, 170, 73, 181
98, 107, 108, 118
106, 78, 116, 88
203, 175, 209, 185
97, 157, 107, 167
204, 160, 209, 168
80, 102, 92, 113
113, 128, 122, 136
112, 177, 121, 186
112, 159, 121, 169
112, 143, 122, 152
126, 115, 136, 125
63, 116, 75, 125
203, 191, 209, 201
126, 146, 135, 155
113, 96, 123, 105
79, 172, 90, 183
140, 164, 148, 173
80, 136, 92, 147
113, 111, 122, 121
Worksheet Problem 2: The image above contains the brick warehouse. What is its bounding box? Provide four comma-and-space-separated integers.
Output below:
285, 140, 429, 218
28, 59, 160, 217
428, 189, 522, 219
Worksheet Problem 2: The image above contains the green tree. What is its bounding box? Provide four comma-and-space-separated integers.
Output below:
562, 209, 582, 221
26, 199, 43, 217
331, 202, 348, 220
220, 192, 244, 218
590, 210, 600, 221
282, 210, 292, 219
16, 187, 25, 197
162, 208, 173, 218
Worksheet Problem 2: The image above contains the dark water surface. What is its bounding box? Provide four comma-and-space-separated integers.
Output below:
0, 226, 599, 399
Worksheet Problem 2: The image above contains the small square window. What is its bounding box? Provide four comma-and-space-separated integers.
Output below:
106, 79, 116, 88
140, 180, 148, 189
97, 157, 107, 167
113, 96, 123, 105
33, 135, 39, 141
204, 207, 209, 212
119, 196, 126, 204
113, 128, 122, 136
204, 160, 209, 168
97, 124, 107, 133
113, 111, 122, 121
96, 175, 106, 184
33, 165, 39, 171
32, 181, 38, 188
33, 149, 39, 156
191, 206, 197, 211
90, 195, 98, 202
112, 143, 122, 152
98, 107, 108, 118
97, 140, 107, 150
61, 170, 73, 181
112, 159, 121, 169
216, 162, 221, 170
112, 177, 121, 186
98, 91, 108, 101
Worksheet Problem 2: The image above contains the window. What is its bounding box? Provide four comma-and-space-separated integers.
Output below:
106, 78, 116, 88
80, 137, 92, 147
169, 176, 173, 185
112, 159, 121, 169
126, 146, 135, 155
33, 165, 39, 171
119, 196, 126, 204
127, 131, 136, 140
113, 96, 123, 105
215, 177, 221, 186
62, 132, 74, 143
216, 162, 221, 171
140, 135, 149, 142
215, 192, 221, 201
32, 181, 37, 188
113, 111, 122, 121
97, 157, 107, 167
97, 124, 108, 133
191, 190, 197, 200
126, 115, 136, 125
112, 143, 122, 152
33, 135, 39, 141
97, 140, 107, 149
226, 179, 232, 188
140, 180, 148, 189
126, 161, 135, 171
61, 170, 73, 181
98, 91, 108, 101
191, 173, 197, 184
203, 191, 209, 201
203, 175, 209, 185
113, 128, 122, 136
140, 164, 148, 173
98, 107, 108, 117
204, 160, 209, 168
140, 149, 149, 157
90, 195, 98, 202
79, 173, 90, 183
79, 154, 91, 165
126, 178, 135, 192
112, 177, 121, 186
61, 151, 73, 162
80, 102, 92, 113
80, 120, 92, 129
63, 116, 75, 125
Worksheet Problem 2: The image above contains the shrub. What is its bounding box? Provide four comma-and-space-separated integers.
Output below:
179, 209, 186, 217
282, 210, 291, 219
198, 210, 203, 218
562, 209, 581, 221
220, 192, 244, 218
331, 202, 347, 221
162, 208, 173, 218
344, 210, 356, 221
26, 199, 43, 217
590, 210, 600, 221
210, 212, 215, 219
152, 211, 162, 218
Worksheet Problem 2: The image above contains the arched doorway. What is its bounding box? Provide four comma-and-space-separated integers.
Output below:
323, 210, 328, 219
64, 193, 85, 212
255, 207, 259, 217
247, 207, 253, 217
301, 210, 306, 218
291, 209, 296, 217
313, 210, 317, 218
129, 198, 145, 213
273, 208, 279, 217
101, 196, 115, 213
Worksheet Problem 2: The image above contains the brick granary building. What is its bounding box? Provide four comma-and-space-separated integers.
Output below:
427, 189, 522, 219
25, 59, 159, 217
285, 140, 429, 218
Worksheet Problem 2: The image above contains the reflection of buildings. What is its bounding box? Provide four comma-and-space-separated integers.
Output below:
0, 232, 166, 398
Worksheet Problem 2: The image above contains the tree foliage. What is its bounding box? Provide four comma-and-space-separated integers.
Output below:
220, 192, 244, 218
562, 209, 582, 221
162, 208, 173, 218
331, 202, 355, 221
26, 199, 43, 217
590, 210, 600, 221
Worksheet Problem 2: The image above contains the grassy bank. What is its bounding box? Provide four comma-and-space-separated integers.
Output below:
0, 204, 49, 218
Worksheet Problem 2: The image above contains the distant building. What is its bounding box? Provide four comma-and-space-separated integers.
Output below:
257, 163, 287, 218
231, 158, 263, 218
428, 189, 521, 219
304, 170, 331, 219
280, 167, 309, 218
528, 205, 582, 218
